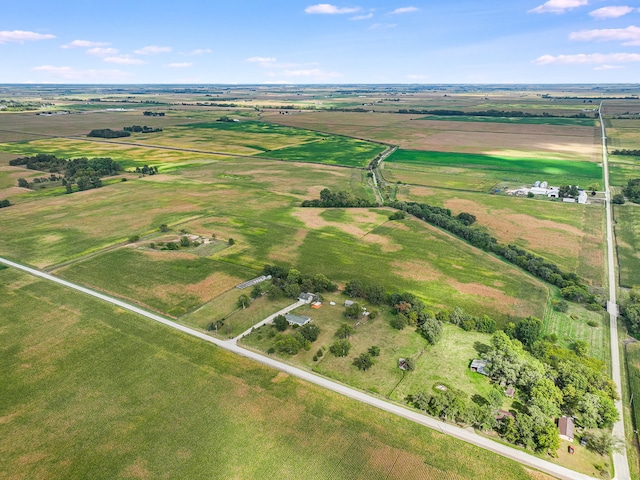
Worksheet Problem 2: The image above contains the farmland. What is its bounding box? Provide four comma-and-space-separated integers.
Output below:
0, 268, 543, 480
614, 205, 640, 289
418, 114, 596, 127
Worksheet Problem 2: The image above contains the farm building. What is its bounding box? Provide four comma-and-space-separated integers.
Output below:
558, 416, 575, 442
298, 292, 317, 304
344, 300, 355, 307
578, 191, 588, 204
470, 359, 489, 376
284, 314, 311, 326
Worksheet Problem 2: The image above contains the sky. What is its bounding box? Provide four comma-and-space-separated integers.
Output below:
1, 0, 640, 84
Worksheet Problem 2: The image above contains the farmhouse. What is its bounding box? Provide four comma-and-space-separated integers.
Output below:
298, 292, 317, 304
558, 416, 575, 442
470, 359, 489, 375
284, 314, 311, 326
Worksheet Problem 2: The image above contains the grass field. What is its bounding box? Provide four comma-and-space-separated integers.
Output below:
609, 155, 640, 187
56, 247, 257, 317
396, 187, 605, 287
0, 268, 547, 480
625, 342, 640, 446
418, 115, 596, 127
614, 204, 640, 288
242, 298, 493, 401
542, 300, 609, 362
386, 149, 603, 185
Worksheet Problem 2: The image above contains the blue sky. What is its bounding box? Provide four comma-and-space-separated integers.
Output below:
1, 0, 639, 83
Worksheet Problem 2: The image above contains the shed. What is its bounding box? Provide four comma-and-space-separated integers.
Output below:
470, 359, 489, 376
578, 191, 588, 205
344, 300, 355, 307
284, 314, 311, 326
558, 416, 575, 442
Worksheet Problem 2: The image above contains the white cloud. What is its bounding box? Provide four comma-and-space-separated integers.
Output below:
351, 12, 373, 20
31, 65, 131, 80
61, 39, 109, 49
594, 64, 624, 70
369, 23, 397, 30
570, 25, 640, 45
529, 0, 588, 14
183, 48, 212, 55
247, 56, 277, 64
390, 7, 418, 14
589, 6, 636, 19
134, 45, 172, 55
0, 30, 55, 44
166, 62, 193, 68
103, 55, 145, 65
305, 4, 360, 14
533, 52, 640, 64
86, 47, 118, 56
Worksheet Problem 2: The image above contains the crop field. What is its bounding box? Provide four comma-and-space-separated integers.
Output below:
609, 155, 640, 187
614, 205, 640, 288
395, 188, 605, 287
605, 118, 640, 151
56, 247, 256, 317
266, 111, 600, 160
0, 268, 545, 480
387, 149, 603, 182
418, 114, 596, 127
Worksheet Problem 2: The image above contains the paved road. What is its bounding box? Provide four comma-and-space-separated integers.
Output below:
599, 103, 632, 480
0, 256, 597, 480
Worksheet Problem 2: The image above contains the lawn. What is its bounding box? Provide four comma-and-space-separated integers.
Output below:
614, 204, 640, 288
0, 268, 544, 480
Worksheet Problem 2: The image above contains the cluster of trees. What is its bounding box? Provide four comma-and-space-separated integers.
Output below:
612, 149, 640, 156
87, 128, 131, 138
271, 320, 321, 355
134, 165, 159, 175
558, 185, 579, 199
143, 111, 165, 116
123, 125, 162, 133
353, 346, 380, 371
12, 154, 121, 193
623, 178, 640, 203
301, 189, 376, 208
397, 108, 591, 119
261, 264, 338, 301
0, 199, 10, 208
621, 290, 640, 335
387, 200, 588, 296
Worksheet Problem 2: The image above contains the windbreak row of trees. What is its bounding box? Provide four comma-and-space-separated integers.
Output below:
397, 108, 592, 118
88, 128, 131, 138
612, 149, 640, 156
301, 189, 376, 208
123, 125, 162, 133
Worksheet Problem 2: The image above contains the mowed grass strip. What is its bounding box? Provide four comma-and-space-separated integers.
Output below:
0, 269, 541, 480
614, 204, 640, 288
418, 115, 596, 127
386, 149, 603, 183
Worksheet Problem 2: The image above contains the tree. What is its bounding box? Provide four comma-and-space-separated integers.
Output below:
329, 339, 351, 357
368, 346, 380, 357
345, 302, 364, 319
572, 340, 589, 357
159, 224, 170, 232
612, 193, 626, 204
335, 323, 354, 339
237, 294, 251, 309
514, 317, 543, 348
299, 323, 320, 342
17, 178, 29, 188
275, 334, 302, 355
180, 236, 191, 247
0, 199, 11, 208
584, 429, 616, 456
353, 352, 374, 371
417, 317, 443, 345
390, 313, 408, 330
274, 314, 288, 332
228, 238, 235, 245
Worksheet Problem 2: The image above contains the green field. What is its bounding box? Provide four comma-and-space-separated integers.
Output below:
609, 155, 640, 187
0, 268, 543, 480
614, 205, 640, 288
386, 149, 603, 185
419, 115, 596, 127
625, 342, 640, 445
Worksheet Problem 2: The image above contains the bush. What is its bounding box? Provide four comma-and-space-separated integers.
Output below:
368, 346, 380, 357
527, 192, 534, 198
390, 314, 408, 330
159, 224, 170, 232
0, 199, 11, 208
586, 303, 602, 311
612, 193, 626, 204
316, 348, 324, 358
128, 235, 140, 243
267, 347, 275, 354
552, 299, 569, 312
587, 320, 599, 327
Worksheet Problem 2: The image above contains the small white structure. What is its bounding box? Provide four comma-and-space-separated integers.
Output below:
578, 191, 589, 205
344, 300, 355, 307
541, 181, 549, 189
563, 197, 575, 203
470, 359, 489, 376
534, 180, 541, 188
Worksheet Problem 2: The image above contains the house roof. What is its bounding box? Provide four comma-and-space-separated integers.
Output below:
299, 293, 315, 302
284, 314, 311, 326
470, 359, 489, 375
558, 416, 575, 439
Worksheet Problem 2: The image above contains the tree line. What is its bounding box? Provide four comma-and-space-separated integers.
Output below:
88, 128, 131, 138
11, 154, 121, 193
124, 125, 162, 133
623, 178, 640, 203
397, 108, 593, 118
612, 149, 640, 156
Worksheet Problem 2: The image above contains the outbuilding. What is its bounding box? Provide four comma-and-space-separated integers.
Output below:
558, 416, 575, 442
470, 359, 489, 376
